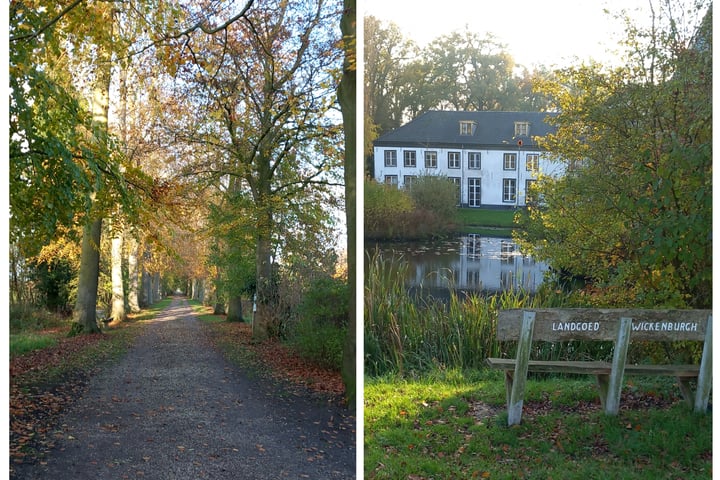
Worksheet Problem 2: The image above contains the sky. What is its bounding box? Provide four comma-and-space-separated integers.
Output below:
363, 0, 662, 69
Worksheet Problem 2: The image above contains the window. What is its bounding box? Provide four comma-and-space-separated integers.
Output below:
384, 175, 398, 186
514, 121, 529, 137
403, 175, 417, 188
403, 150, 416, 168
525, 179, 536, 204
526, 153, 539, 171
384, 150, 397, 167
468, 152, 481, 169
503, 178, 516, 202
468, 178, 481, 207
424, 151, 437, 169
459, 121, 476, 135
448, 151, 461, 169
503, 153, 517, 170
448, 177, 461, 204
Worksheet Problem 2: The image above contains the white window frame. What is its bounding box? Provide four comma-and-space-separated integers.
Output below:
424, 151, 438, 169
403, 150, 416, 168
514, 121, 529, 137
403, 175, 417, 188
526, 153, 539, 171
384, 175, 398, 186
468, 152, 481, 169
459, 121, 476, 135
448, 151, 461, 169
384, 150, 397, 167
468, 177, 482, 207
503, 153, 517, 170
449, 177, 461, 204
503, 178, 517, 202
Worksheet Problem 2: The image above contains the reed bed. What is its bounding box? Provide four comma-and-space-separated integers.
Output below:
365, 251, 539, 376
363, 251, 626, 377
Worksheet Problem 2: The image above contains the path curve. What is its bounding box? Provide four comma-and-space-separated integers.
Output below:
12, 297, 355, 479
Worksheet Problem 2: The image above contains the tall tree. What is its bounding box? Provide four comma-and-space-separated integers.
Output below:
172, 0, 344, 339
517, 1, 712, 308
338, 0, 356, 408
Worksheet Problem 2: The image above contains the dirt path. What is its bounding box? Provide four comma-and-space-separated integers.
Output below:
11, 297, 355, 479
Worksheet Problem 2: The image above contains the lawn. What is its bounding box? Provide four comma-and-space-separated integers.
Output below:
365, 369, 712, 479
456, 208, 518, 236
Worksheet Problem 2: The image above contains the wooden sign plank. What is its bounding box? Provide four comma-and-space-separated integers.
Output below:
497, 309, 711, 342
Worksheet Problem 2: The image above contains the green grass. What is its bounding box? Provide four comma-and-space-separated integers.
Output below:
10, 333, 59, 356
365, 370, 712, 479
456, 208, 518, 229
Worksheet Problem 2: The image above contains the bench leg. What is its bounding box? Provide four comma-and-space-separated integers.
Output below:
507, 311, 535, 426
605, 317, 632, 415
504, 371, 514, 412
694, 314, 712, 413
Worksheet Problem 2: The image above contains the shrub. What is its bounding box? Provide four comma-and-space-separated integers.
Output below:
289, 276, 349, 370
408, 174, 459, 221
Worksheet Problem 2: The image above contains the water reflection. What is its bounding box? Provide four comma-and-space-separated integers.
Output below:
372, 235, 548, 294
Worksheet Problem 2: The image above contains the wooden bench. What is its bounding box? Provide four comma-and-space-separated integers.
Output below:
485, 309, 712, 425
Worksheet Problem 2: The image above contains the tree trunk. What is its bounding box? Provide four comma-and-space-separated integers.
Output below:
72, 8, 112, 334
153, 272, 161, 301
142, 268, 153, 306
226, 296, 243, 322
72, 218, 103, 334
126, 235, 141, 312
109, 229, 126, 323
253, 225, 274, 339
338, 0, 357, 410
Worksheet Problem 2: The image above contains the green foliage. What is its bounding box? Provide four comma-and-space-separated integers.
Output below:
408, 175, 459, 221
517, 4, 712, 308
365, 176, 462, 240
30, 258, 76, 313
289, 276, 349, 370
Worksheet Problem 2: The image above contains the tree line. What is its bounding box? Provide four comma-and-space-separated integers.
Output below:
11, 0, 356, 403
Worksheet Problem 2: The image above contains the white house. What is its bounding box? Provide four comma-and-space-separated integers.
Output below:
373, 110, 565, 207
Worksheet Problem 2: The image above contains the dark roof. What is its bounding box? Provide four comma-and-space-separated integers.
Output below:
374, 110, 558, 149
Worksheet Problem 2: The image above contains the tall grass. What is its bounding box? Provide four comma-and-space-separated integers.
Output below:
365, 252, 697, 377
365, 251, 539, 376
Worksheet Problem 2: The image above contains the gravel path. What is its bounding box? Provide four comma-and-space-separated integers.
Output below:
12, 297, 356, 479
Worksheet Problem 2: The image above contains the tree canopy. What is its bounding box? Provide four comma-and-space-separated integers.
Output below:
516, 1, 712, 308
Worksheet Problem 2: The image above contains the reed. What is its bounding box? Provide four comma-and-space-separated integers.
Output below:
364, 252, 625, 376
365, 251, 540, 376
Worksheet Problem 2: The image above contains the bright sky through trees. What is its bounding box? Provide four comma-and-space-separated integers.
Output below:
363, 0, 662, 68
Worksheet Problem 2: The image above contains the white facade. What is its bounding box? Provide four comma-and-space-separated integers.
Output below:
374, 145, 563, 207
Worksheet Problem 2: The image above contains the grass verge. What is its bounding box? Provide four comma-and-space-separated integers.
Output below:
10, 333, 60, 357
365, 370, 712, 479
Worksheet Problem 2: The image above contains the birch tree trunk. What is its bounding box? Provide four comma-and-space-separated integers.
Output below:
109, 229, 126, 322
126, 235, 141, 312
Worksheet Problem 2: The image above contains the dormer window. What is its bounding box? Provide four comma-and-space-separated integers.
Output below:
514, 121, 530, 137
459, 120, 477, 136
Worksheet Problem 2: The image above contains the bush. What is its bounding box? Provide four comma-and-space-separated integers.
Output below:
289, 276, 349, 370
408, 174, 459, 221
365, 176, 460, 240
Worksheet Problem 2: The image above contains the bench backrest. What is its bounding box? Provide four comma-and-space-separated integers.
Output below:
497, 308, 711, 342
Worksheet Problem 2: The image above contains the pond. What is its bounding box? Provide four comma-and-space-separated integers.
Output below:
368, 235, 549, 297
